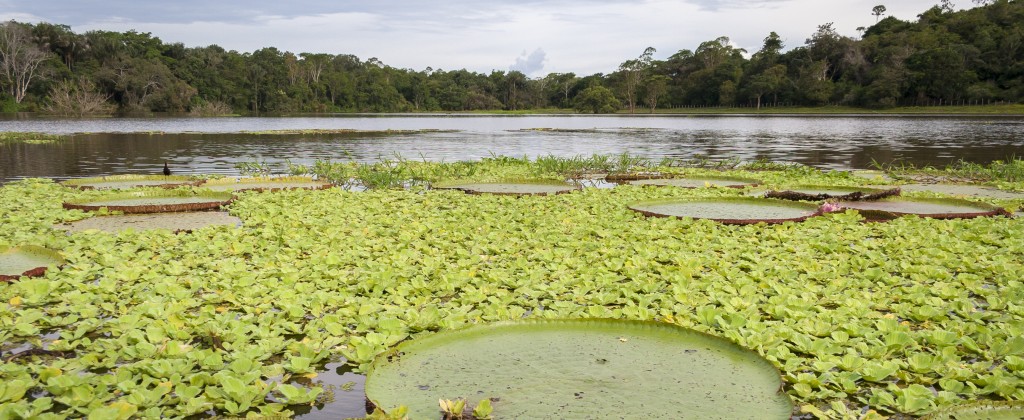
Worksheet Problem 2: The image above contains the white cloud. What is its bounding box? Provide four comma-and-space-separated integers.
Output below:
510, 48, 547, 75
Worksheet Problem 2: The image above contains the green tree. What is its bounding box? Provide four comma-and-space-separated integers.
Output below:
573, 85, 620, 113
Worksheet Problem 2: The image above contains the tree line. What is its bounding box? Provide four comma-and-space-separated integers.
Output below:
0, 0, 1020, 115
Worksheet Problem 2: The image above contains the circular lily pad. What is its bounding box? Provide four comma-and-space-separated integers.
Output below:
626, 176, 759, 189
61, 175, 202, 190
629, 197, 821, 224
432, 180, 579, 196
836, 197, 1009, 221
0, 245, 65, 281
63, 190, 234, 214
54, 212, 242, 233
922, 401, 1024, 420
888, 184, 1024, 200
604, 172, 664, 182
765, 185, 900, 201
199, 176, 333, 192
365, 319, 792, 419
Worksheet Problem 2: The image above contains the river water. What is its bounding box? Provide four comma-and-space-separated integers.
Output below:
2, 114, 1024, 183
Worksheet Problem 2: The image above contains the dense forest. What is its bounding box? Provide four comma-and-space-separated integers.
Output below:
0, 0, 1021, 114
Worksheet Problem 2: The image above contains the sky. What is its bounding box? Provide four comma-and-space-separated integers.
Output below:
2, 0, 957, 77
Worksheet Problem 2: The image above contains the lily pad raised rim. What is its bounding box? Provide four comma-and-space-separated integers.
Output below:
624, 175, 761, 189
835, 196, 1010, 221
199, 176, 334, 192
0, 245, 65, 282
60, 174, 204, 190
62, 190, 235, 214
629, 196, 823, 225
603, 172, 666, 182
765, 185, 901, 201
364, 318, 793, 419
431, 179, 581, 196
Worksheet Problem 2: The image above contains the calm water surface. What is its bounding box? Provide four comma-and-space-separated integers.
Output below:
2, 114, 1024, 183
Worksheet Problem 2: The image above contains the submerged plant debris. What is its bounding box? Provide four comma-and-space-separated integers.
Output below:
0, 158, 1023, 419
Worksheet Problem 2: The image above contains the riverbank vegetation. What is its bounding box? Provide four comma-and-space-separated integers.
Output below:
1, 156, 1023, 418
0, 1, 1022, 115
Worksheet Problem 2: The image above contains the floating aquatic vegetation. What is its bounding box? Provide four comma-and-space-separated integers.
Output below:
54, 212, 242, 233
765, 185, 901, 201
60, 175, 203, 190
629, 197, 821, 224
836, 197, 1010, 221
62, 190, 234, 214
432, 180, 580, 196
0, 245, 64, 281
892, 183, 1024, 199
625, 176, 760, 189
365, 319, 793, 419
921, 400, 1024, 420
199, 177, 333, 193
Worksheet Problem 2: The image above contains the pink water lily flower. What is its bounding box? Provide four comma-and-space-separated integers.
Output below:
820, 202, 843, 213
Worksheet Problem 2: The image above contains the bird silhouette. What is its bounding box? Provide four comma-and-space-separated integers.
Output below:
163, 162, 171, 177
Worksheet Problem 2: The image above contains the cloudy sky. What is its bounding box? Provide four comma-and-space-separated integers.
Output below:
3, 0, 955, 76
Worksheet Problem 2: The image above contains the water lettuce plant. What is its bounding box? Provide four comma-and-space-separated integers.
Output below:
431, 180, 580, 196
364, 319, 793, 419
0, 157, 1022, 418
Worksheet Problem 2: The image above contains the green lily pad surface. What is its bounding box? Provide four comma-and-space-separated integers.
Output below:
836, 197, 1008, 220
629, 197, 821, 224
626, 176, 759, 189
61, 175, 202, 190
922, 400, 1024, 420
54, 212, 242, 233
200, 176, 333, 192
0, 245, 65, 281
886, 184, 1024, 199
433, 181, 579, 196
766, 185, 900, 201
63, 190, 234, 214
365, 319, 792, 419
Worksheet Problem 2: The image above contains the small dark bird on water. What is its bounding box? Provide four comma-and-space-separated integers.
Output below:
163, 162, 171, 176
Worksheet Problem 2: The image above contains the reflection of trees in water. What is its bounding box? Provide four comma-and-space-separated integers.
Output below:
4, 125, 1024, 184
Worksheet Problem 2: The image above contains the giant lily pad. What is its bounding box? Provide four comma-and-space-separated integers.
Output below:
61, 174, 202, 190
365, 319, 792, 419
836, 197, 1009, 221
629, 197, 821, 224
63, 190, 234, 214
0, 245, 65, 281
765, 185, 900, 201
922, 400, 1024, 420
199, 176, 333, 192
432, 180, 579, 196
54, 212, 242, 233
885, 184, 1024, 200
626, 176, 760, 188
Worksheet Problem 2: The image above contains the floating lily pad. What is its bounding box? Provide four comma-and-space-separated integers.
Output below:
199, 176, 333, 192
61, 174, 202, 190
922, 400, 1024, 420
765, 185, 901, 201
54, 212, 242, 233
365, 319, 792, 419
432, 180, 579, 196
0, 245, 65, 281
886, 184, 1024, 200
836, 197, 1009, 221
629, 197, 821, 224
63, 190, 234, 214
626, 176, 760, 189
604, 172, 664, 182
850, 170, 892, 182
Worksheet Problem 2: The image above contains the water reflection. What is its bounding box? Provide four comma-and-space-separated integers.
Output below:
2, 115, 1023, 183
